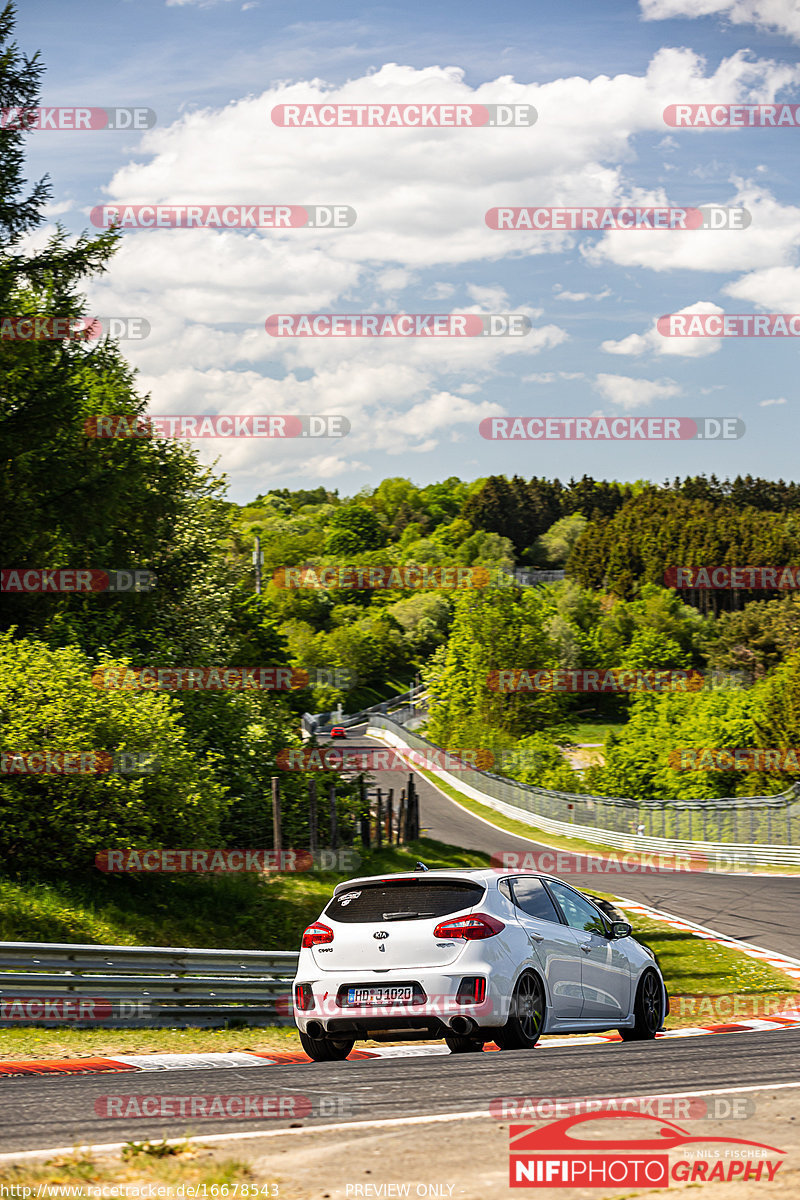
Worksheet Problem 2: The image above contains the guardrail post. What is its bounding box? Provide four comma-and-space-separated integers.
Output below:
360, 779, 371, 848
387, 788, 394, 843
376, 788, 383, 848
308, 779, 318, 854
407, 774, 418, 840
329, 783, 338, 850
271, 776, 282, 853
398, 789, 406, 845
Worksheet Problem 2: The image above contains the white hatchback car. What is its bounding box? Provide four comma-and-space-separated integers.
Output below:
293, 867, 668, 1060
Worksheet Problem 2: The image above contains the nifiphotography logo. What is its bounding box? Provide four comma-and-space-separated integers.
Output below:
508, 1110, 785, 1188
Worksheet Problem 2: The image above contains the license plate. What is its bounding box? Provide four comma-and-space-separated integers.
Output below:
347, 985, 414, 1006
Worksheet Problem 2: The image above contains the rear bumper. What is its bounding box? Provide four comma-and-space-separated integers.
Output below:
292, 971, 501, 1036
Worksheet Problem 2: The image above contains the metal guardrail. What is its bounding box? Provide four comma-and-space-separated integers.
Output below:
302, 683, 427, 737
0, 942, 299, 1027
367, 718, 800, 866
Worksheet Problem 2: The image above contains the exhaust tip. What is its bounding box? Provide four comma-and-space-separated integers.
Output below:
305, 1020, 324, 1038
449, 1015, 475, 1036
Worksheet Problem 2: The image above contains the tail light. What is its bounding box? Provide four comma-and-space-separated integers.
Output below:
456, 976, 487, 1004
302, 921, 333, 948
294, 983, 315, 1011
433, 913, 504, 940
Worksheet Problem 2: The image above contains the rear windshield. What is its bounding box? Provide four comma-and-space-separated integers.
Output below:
326, 879, 485, 923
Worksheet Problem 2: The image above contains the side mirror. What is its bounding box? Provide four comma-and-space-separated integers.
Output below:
610, 921, 632, 939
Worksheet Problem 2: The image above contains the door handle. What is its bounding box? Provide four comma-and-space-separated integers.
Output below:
528, 932, 544, 942
580, 943, 592, 953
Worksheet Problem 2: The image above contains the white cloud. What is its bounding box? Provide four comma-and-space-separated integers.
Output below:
426, 282, 456, 300
166, 0, 237, 6
593, 373, 681, 410
523, 370, 586, 382
601, 301, 725, 358
759, 396, 787, 406
553, 286, 612, 301
77, 51, 800, 483
583, 181, 800, 276
466, 283, 511, 309
640, 0, 800, 44
723, 264, 800, 309
375, 268, 416, 294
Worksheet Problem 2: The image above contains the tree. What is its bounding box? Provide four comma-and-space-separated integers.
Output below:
323, 506, 386, 555
0, 632, 228, 871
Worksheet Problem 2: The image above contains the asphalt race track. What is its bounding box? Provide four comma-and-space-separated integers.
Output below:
1, 729, 799, 1157
1, 1029, 800, 1153
357, 730, 800, 960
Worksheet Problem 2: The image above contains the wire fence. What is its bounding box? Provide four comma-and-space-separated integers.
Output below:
367, 715, 800, 847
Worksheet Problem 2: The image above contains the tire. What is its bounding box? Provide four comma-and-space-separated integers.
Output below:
494, 971, 546, 1051
618, 970, 662, 1041
444, 1034, 484, 1053
299, 1030, 355, 1061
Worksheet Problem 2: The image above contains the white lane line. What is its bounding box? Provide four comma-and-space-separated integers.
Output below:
5, 1079, 800, 1162
110, 1053, 273, 1070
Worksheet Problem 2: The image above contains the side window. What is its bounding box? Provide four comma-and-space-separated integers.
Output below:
498, 879, 513, 903
547, 881, 608, 935
509, 876, 562, 923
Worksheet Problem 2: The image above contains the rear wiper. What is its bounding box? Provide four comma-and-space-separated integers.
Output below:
382, 911, 435, 920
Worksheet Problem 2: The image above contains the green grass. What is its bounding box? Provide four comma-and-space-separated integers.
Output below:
0, 1148, 272, 1194
621, 912, 796, 996
0, 1023, 303, 1060
0, 838, 488, 951
568, 722, 621, 744
0, 903, 794, 1059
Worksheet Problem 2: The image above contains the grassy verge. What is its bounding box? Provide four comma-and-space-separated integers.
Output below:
0, 1145, 279, 1196
0, 839, 486, 950
568, 722, 622, 744
0, 902, 795, 1059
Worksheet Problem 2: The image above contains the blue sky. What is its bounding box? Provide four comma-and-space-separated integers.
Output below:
18, 0, 800, 501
